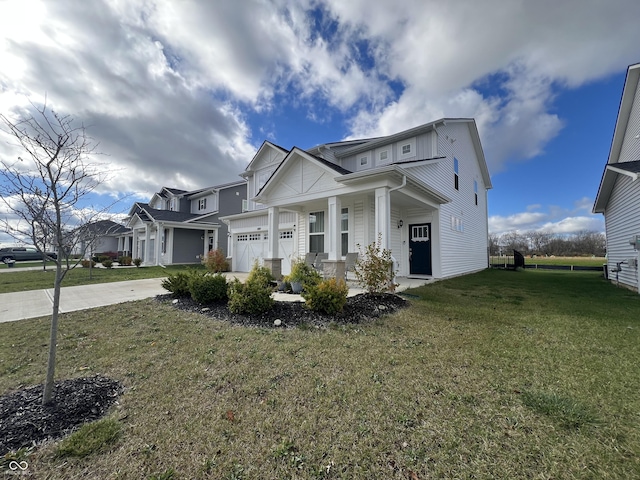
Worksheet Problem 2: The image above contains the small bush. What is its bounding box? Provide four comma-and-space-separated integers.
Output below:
189, 273, 228, 304
246, 261, 274, 288
202, 249, 229, 273
302, 277, 349, 314
354, 234, 397, 293
133, 258, 142, 267
95, 251, 118, 261
161, 272, 193, 298
55, 418, 121, 458
101, 259, 113, 269
118, 256, 132, 266
228, 271, 274, 315
288, 258, 322, 291
80, 259, 96, 268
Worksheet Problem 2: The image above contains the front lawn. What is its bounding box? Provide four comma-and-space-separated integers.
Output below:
0, 264, 205, 294
0, 269, 638, 479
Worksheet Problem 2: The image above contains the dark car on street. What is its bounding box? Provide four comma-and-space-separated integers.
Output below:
0, 246, 57, 262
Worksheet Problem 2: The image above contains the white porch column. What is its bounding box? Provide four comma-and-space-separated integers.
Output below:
327, 196, 341, 261
132, 229, 139, 259
375, 187, 391, 250
155, 223, 163, 266
203, 230, 209, 255
267, 206, 279, 258
144, 225, 151, 264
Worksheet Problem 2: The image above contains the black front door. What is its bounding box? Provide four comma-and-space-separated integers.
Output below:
409, 223, 432, 275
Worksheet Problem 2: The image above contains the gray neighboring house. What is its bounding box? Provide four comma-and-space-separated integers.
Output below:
71, 219, 131, 258
593, 62, 640, 292
125, 181, 246, 266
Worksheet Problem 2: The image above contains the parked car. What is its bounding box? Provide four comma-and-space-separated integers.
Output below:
0, 246, 57, 262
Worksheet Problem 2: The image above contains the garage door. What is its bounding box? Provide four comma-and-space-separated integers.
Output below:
233, 230, 295, 273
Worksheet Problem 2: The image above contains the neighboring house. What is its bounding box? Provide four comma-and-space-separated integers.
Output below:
222, 118, 492, 280
593, 62, 640, 293
72, 219, 132, 257
125, 181, 247, 266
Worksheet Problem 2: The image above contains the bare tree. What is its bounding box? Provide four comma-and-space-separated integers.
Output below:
0, 101, 110, 404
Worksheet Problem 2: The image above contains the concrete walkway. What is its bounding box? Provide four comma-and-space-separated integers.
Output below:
0, 272, 432, 323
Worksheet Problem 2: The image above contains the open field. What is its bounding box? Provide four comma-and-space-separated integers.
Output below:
1, 269, 638, 479
491, 256, 606, 267
0, 264, 205, 294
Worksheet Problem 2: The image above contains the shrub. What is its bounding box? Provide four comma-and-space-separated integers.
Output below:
302, 277, 349, 314
288, 258, 322, 291
228, 278, 274, 315
246, 261, 274, 288
189, 273, 228, 304
80, 259, 96, 268
118, 256, 132, 266
161, 271, 194, 298
133, 258, 142, 267
101, 259, 113, 269
354, 234, 397, 293
202, 248, 230, 273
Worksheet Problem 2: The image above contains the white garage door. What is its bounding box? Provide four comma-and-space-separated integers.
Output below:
233, 230, 295, 273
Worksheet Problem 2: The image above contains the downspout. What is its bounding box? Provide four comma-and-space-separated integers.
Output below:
389, 174, 407, 193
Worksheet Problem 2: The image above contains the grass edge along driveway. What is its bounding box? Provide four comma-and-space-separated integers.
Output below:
0, 269, 638, 479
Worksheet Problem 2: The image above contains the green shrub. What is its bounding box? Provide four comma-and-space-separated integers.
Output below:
133, 258, 142, 267
80, 259, 96, 268
118, 256, 132, 266
246, 261, 275, 288
302, 277, 349, 314
354, 235, 397, 293
289, 258, 322, 291
202, 248, 229, 273
161, 271, 193, 298
189, 273, 228, 304
55, 418, 121, 458
228, 277, 274, 315
101, 259, 113, 269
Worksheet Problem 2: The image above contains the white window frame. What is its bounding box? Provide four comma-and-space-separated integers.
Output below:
397, 137, 416, 160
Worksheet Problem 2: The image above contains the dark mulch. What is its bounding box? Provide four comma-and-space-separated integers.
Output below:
0, 375, 122, 455
161, 292, 410, 328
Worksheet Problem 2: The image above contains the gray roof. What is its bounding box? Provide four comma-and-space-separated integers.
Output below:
132, 203, 203, 223
611, 159, 640, 173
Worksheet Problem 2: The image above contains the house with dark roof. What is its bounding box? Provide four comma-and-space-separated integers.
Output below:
126, 181, 246, 266
593, 63, 640, 292
222, 119, 492, 280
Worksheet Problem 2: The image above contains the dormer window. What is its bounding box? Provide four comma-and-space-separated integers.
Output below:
359, 156, 369, 167
401, 144, 411, 155
198, 198, 207, 210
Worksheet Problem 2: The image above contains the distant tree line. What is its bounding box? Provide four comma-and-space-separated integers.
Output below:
489, 230, 606, 257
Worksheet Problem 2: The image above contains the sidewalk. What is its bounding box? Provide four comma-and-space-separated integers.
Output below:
0, 273, 431, 323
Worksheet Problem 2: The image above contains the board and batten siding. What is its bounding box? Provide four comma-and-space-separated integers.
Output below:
619, 79, 640, 164
605, 174, 640, 290
435, 122, 488, 278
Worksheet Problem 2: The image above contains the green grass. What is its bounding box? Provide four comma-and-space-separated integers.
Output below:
0, 264, 204, 293
1, 269, 639, 479
54, 418, 122, 458
491, 255, 606, 267
0, 261, 58, 270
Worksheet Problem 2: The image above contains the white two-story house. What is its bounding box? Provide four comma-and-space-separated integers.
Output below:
222, 118, 492, 280
126, 181, 246, 265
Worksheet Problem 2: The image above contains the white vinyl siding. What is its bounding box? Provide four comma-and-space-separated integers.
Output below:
619, 79, 640, 164
604, 175, 640, 290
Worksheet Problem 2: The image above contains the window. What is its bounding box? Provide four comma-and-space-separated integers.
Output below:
474, 180, 478, 206
198, 198, 207, 210
379, 150, 388, 162
280, 230, 294, 239
454, 157, 459, 191
309, 211, 325, 253
237, 234, 248, 242
411, 225, 430, 241
451, 216, 464, 232
359, 156, 369, 167
249, 233, 261, 241
402, 144, 411, 155
341, 208, 349, 256
242, 199, 248, 212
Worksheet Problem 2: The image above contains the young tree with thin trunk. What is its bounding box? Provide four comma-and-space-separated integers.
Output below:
0, 101, 110, 405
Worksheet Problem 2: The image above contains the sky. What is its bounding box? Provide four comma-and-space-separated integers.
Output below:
1, 0, 640, 246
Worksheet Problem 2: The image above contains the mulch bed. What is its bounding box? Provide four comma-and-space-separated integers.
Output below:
161, 292, 410, 328
0, 376, 122, 455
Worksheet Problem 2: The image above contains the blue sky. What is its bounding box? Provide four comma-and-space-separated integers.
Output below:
1, 0, 640, 245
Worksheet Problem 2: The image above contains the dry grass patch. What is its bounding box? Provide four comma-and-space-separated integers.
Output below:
0, 269, 639, 478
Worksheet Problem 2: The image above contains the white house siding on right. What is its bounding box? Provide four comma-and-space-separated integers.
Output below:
605, 174, 640, 288
618, 79, 640, 162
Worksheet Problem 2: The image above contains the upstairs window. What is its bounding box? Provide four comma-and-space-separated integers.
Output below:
379, 150, 388, 162
198, 198, 207, 210
401, 144, 411, 155
454, 158, 459, 191
359, 155, 369, 167
474, 180, 478, 205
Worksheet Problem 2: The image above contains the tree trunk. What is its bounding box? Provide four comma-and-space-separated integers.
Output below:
42, 264, 63, 405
